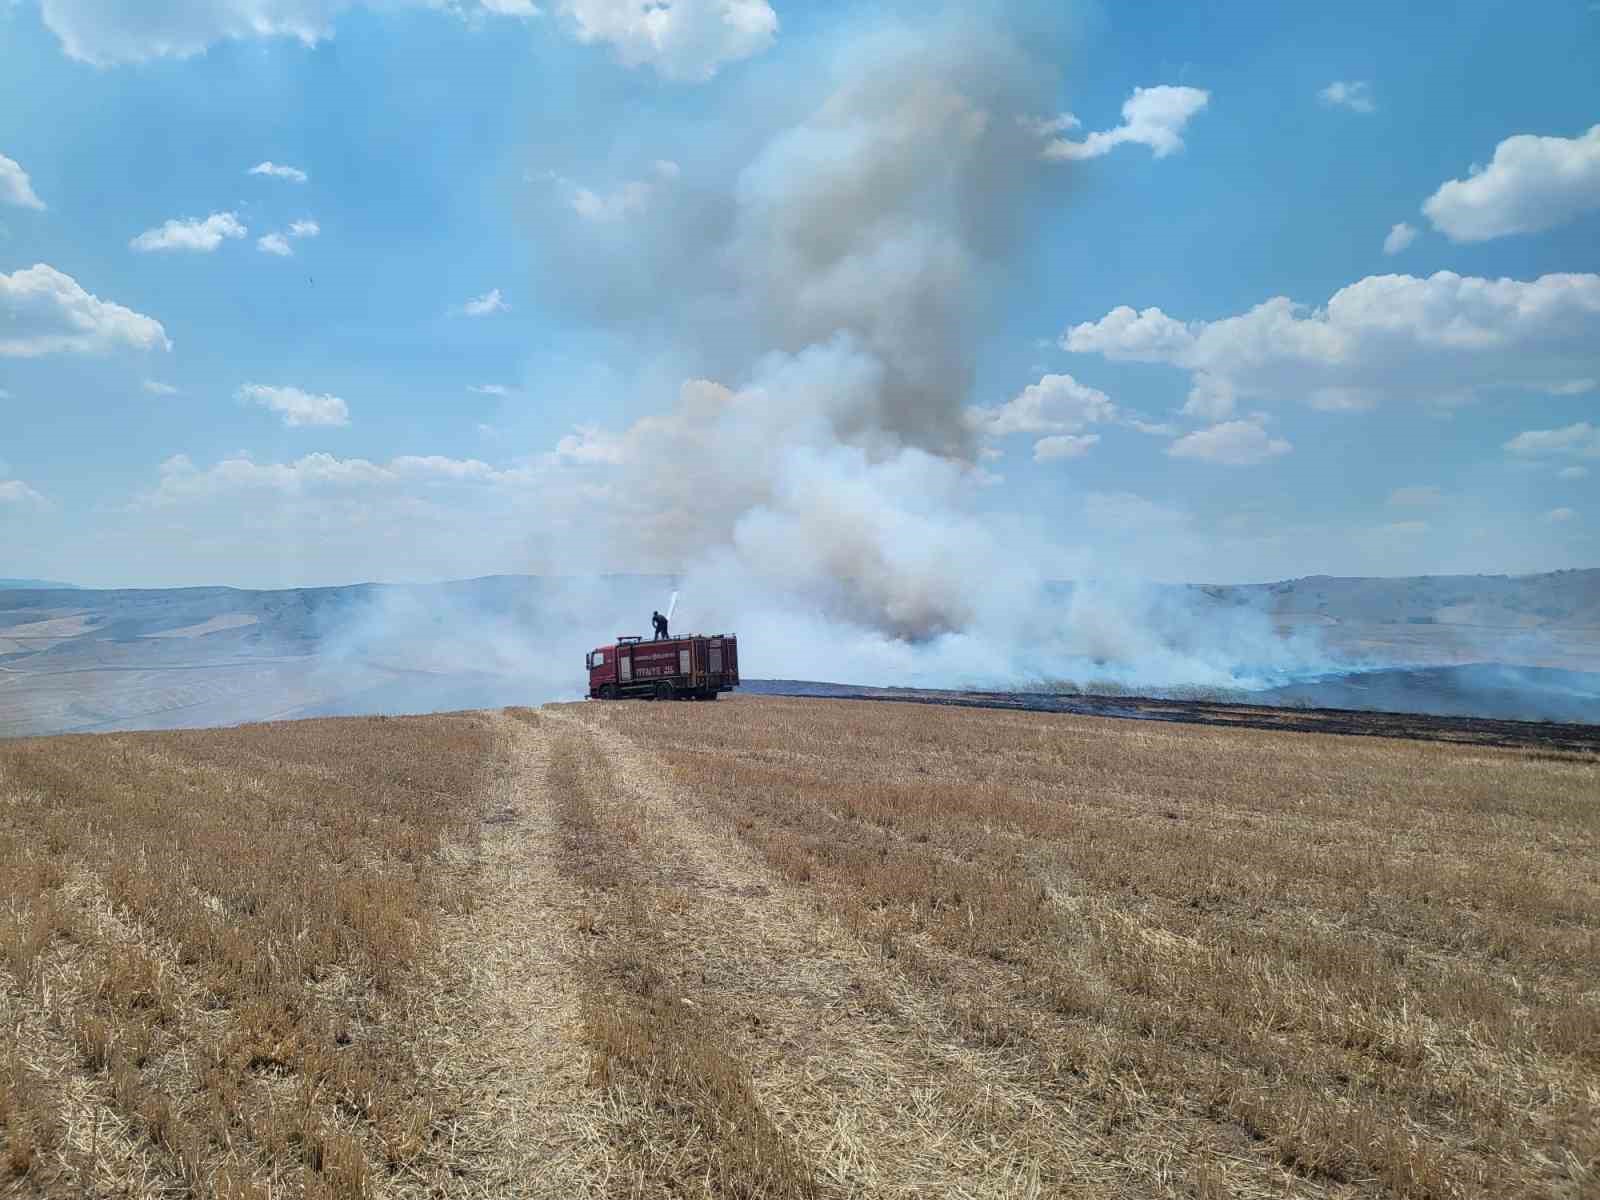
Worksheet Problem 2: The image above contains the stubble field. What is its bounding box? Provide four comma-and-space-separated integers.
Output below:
1, 696, 1595, 1198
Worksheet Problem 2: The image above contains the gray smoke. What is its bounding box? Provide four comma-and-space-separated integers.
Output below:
524, 10, 1085, 648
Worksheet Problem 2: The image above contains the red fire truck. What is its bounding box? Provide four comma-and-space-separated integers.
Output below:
586, 633, 740, 701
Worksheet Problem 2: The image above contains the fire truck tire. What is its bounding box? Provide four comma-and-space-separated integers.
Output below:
654, 681, 674, 701
600, 684, 617, 700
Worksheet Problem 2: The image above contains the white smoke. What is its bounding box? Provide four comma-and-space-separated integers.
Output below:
507, 7, 1329, 691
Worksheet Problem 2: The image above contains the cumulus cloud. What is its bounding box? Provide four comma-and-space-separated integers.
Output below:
1318, 80, 1375, 113
966, 373, 1114, 437
1, 264, 171, 357
1383, 222, 1416, 255
238, 383, 351, 427
561, 0, 778, 82
1041, 85, 1209, 161
1422, 125, 1600, 242
542, 159, 680, 222
249, 161, 308, 183
460, 288, 508, 316
1064, 271, 1600, 417
143, 379, 180, 395
1033, 433, 1099, 462
131, 211, 247, 253
0, 479, 47, 507
40, 1, 538, 66
257, 219, 319, 256
470, 384, 515, 396
1504, 421, 1600, 459
1545, 507, 1576, 523
1166, 418, 1291, 466
0, 154, 46, 210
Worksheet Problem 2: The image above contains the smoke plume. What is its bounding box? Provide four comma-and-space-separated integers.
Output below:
527, 14, 1078, 644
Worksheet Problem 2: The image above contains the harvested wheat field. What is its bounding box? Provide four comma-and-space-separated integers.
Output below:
1, 697, 1596, 1199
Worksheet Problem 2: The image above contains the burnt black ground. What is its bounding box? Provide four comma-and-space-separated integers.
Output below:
743, 679, 1600, 756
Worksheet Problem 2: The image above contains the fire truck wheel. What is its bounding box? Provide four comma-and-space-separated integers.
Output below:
600, 684, 617, 700
654, 681, 674, 702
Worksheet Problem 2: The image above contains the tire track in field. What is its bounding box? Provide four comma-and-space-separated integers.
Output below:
411, 710, 618, 1199
546, 704, 1133, 1200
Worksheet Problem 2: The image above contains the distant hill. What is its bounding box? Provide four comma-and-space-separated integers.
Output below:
0, 578, 79, 590
0, 569, 1595, 737
1192, 568, 1600, 630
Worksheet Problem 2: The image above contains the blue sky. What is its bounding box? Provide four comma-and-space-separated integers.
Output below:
2, 0, 1598, 591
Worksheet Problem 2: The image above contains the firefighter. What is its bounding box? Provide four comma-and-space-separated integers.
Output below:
652, 610, 668, 639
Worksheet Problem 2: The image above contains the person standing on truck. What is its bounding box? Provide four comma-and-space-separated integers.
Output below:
652, 610, 668, 639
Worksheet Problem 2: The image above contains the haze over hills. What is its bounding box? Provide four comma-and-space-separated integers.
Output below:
0, 569, 1595, 737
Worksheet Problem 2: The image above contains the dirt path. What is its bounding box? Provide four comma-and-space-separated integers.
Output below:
411, 711, 618, 1199
422, 705, 1299, 1198
546, 704, 1154, 1200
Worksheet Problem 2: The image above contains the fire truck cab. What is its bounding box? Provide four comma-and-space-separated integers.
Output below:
587, 633, 739, 701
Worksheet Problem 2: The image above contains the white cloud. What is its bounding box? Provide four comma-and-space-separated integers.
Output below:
1019, 113, 1080, 137
1033, 434, 1099, 462
0, 154, 46, 210
257, 218, 319, 256
1041, 86, 1209, 161
143, 379, 180, 395
1422, 125, 1600, 242
460, 288, 508, 316
40, 1, 538, 66
1558, 466, 1589, 480
1125, 418, 1179, 437
1318, 81, 1375, 114
1166, 418, 1291, 466
131, 211, 247, 253
543, 159, 679, 223
146, 449, 533, 505
1504, 422, 1600, 459
1382, 222, 1416, 255
1545, 507, 1576, 523
572, 180, 654, 222
248, 161, 308, 183
1378, 520, 1428, 536
1, 264, 171, 357
561, 0, 778, 82
1064, 271, 1600, 417
470, 384, 514, 396
238, 383, 351, 427
0, 479, 47, 507
966, 373, 1115, 437
1387, 485, 1442, 509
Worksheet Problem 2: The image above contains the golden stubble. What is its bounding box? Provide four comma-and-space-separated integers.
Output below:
565, 695, 1600, 1200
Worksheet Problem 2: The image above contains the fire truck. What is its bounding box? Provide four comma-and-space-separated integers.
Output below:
586, 633, 740, 701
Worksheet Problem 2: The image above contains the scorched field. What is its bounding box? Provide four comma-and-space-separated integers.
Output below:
0, 696, 1596, 1199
